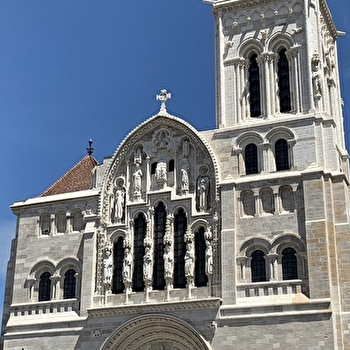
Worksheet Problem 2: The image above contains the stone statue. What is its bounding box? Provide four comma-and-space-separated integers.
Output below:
103, 247, 113, 286
133, 165, 143, 195
311, 53, 322, 98
205, 241, 213, 276
184, 243, 195, 277
181, 168, 189, 191
198, 177, 209, 211
143, 246, 152, 281
123, 247, 132, 283
114, 189, 125, 222
156, 162, 167, 181
164, 244, 174, 279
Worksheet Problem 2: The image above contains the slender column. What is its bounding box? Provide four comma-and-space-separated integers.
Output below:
260, 142, 270, 173
253, 189, 260, 217
236, 257, 248, 282
232, 59, 239, 124
146, 156, 151, 193
266, 254, 278, 281
272, 186, 280, 215
232, 148, 243, 175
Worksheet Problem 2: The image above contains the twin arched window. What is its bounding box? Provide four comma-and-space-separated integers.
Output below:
38, 269, 77, 302
250, 248, 298, 282
247, 48, 291, 117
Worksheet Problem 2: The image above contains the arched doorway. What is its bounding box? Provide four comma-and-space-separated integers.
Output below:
101, 314, 212, 350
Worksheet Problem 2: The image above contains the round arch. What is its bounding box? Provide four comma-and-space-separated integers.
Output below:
101, 314, 212, 350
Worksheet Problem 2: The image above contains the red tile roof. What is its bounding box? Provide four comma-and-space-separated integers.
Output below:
40, 155, 99, 197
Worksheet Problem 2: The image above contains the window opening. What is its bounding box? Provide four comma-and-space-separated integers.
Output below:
112, 237, 125, 294
133, 214, 146, 292
275, 139, 289, 171
245, 143, 258, 174
38, 272, 51, 302
195, 227, 208, 287
282, 247, 298, 280
174, 209, 187, 288
249, 54, 261, 117
251, 250, 266, 282
278, 48, 291, 112
63, 269, 76, 299
153, 202, 166, 290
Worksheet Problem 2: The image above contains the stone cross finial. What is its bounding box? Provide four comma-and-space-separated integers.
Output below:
156, 89, 171, 112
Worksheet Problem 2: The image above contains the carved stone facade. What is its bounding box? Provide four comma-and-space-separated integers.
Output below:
2, 0, 350, 349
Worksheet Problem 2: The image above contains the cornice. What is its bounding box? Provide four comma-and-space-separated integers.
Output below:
87, 297, 222, 318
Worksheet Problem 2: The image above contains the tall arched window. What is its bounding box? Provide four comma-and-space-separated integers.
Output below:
278, 48, 291, 112
275, 139, 289, 171
153, 203, 166, 290
174, 209, 187, 288
63, 269, 76, 299
242, 190, 255, 216
38, 272, 51, 302
195, 227, 208, 287
41, 214, 51, 235
133, 214, 146, 292
282, 248, 298, 280
112, 237, 124, 294
260, 188, 274, 214
72, 210, 83, 232
249, 53, 261, 118
245, 143, 258, 175
56, 211, 66, 234
251, 250, 266, 282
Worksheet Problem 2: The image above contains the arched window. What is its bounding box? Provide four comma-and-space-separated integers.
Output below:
280, 186, 293, 212
282, 248, 298, 280
63, 269, 76, 299
249, 54, 261, 118
56, 211, 66, 234
72, 211, 83, 232
245, 143, 258, 175
153, 203, 166, 290
151, 162, 158, 175
275, 139, 289, 171
174, 209, 187, 288
251, 250, 266, 282
169, 159, 175, 172
260, 188, 274, 214
242, 190, 255, 216
133, 214, 146, 292
41, 214, 51, 235
278, 48, 291, 112
112, 237, 124, 294
38, 272, 51, 301
195, 227, 208, 287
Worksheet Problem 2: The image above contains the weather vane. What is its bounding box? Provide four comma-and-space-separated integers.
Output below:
87, 139, 94, 156
156, 89, 171, 113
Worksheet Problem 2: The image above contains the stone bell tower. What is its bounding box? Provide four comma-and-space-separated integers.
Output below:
213, 0, 345, 149
203, 0, 350, 348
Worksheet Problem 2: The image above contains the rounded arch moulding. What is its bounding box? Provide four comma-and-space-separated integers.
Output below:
99, 112, 220, 225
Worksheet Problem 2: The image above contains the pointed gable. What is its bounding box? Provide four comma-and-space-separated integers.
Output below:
41, 155, 98, 197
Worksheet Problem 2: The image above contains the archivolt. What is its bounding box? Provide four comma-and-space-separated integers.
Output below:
101, 313, 212, 350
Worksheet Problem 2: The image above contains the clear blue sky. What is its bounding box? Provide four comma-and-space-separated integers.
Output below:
0, 0, 349, 316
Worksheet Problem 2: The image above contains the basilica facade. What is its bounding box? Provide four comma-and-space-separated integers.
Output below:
2, 0, 350, 349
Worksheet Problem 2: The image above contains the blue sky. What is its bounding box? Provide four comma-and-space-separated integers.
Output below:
0, 0, 349, 317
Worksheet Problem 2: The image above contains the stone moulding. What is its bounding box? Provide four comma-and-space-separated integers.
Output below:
87, 297, 222, 318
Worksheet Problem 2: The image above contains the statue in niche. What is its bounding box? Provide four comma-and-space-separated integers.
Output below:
181, 168, 189, 191
133, 164, 143, 195
155, 162, 167, 181
184, 243, 195, 278
103, 246, 113, 288
155, 129, 170, 149
205, 241, 213, 276
134, 147, 142, 165
123, 247, 132, 283
198, 176, 209, 211
311, 53, 322, 99
114, 188, 125, 222
143, 246, 152, 282
164, 244, 174, 280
